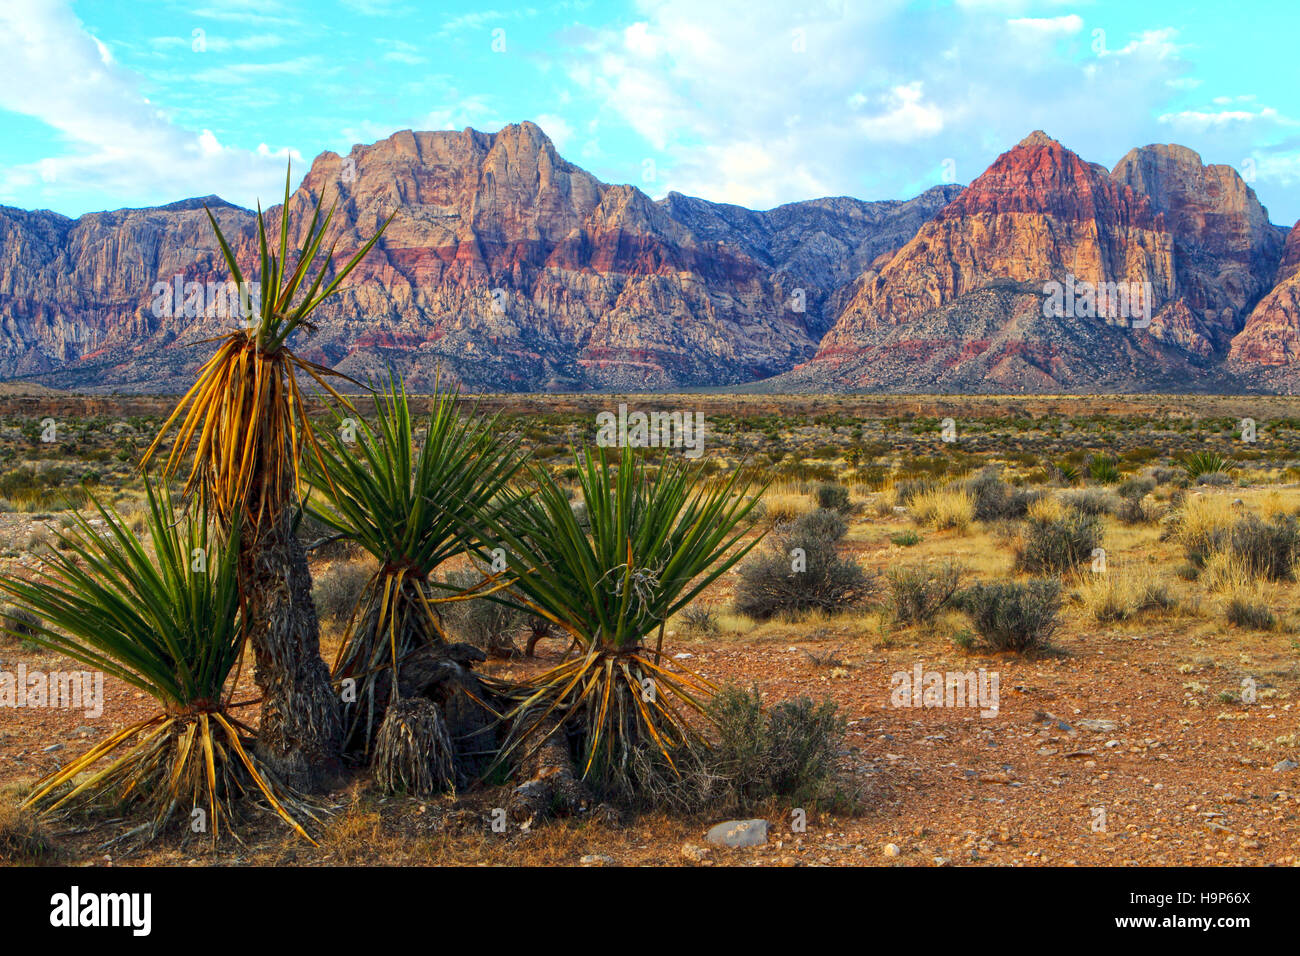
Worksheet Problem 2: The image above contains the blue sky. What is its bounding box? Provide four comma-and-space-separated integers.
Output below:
1, 0, 1298, 223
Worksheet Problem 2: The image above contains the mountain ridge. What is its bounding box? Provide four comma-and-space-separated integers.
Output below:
1, 123, 1298, 393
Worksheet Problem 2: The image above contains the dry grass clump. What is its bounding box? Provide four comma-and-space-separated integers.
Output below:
1173, 494, 1236, 568
909, 487, 974, 534
1072, 567, 1178, 622
764, 491, 815, 524
0, 780, 55, 863
1197, 553, 1278, 630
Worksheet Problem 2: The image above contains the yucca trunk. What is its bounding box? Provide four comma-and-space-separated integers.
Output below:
240, 499, 343, 790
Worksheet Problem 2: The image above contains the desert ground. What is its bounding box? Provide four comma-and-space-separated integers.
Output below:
1, 392, 1299, 866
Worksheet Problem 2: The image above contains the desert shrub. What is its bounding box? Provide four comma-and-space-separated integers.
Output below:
1116, 478, 1158, 524
1229, 513, 1299, 582
438, 568, 525, 655
871, 493, 895, 518
1015, 502, 1103, 574
959, 578, 1062, 653
707, 685, 846, 805
1225, 594, 1276, 630
311, 559, 374, 625
1117, 476, 1157, 501
1196, 472, 1234, 487
733, 513, 875, 620
966, 467, 1043, 521
890, 529, 921, 547
851, 464, 891, 491
1175, 502, 1298, 580
1050, 461, 1082, 486
1137, 581, 1178, 614
1147, 466, 1181, 485
1062, 488, 1119, 516
1074, 570, 1136, 622
1200, 551, 1252, 595
814, 481, 852, 514
297, 511, 363, 561
789, 507, 848, 543
0, 605, 40, 650
909, 487, 974, 534
680, 604, 719, 635
887, 560, 965, 624
894, 479, 936, 506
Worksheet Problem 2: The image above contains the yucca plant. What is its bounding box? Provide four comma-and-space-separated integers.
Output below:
1180, 450, 1231, 481
306, 375, 525, 755
464, 444, 764, 798
1087, 454, 1121, 485
0, 482, 317, 845
141, 163, 393, 786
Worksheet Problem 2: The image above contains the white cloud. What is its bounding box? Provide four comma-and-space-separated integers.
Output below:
534, 113, 576, 150
1007, 14, 1084, 36
562, 0, 1198, 208
856, 83, 944, 143
0, 0, 303, 211
1158, 106, 1289, 132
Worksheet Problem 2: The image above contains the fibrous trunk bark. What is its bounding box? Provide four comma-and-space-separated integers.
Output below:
241, 507, 343, 791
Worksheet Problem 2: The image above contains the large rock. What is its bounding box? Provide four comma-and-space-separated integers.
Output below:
705, 818, 769, 848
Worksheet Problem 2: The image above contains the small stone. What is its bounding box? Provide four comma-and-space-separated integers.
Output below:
1272, 759, 1298, 772
1076, 719, 1119, 733
680, 843, 711, 862
883, 843, 901, 857
706, 818, 769, 848
579, 854, 614, 866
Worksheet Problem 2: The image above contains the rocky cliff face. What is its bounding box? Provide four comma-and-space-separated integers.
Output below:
660, 186, 962, 338
0, 198, 250, 378
3, 123, 1299, 394
1112, 143, 1284, 350
1228, 224, 1300, 376
0, 123, 957, 393
775, 132, 1287, 392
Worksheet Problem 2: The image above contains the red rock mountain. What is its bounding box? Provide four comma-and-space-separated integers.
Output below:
0, 123, 953, 392
1, 123, 1297, 393
1228, 224, 1300, 380
774, 132, 1289, 392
